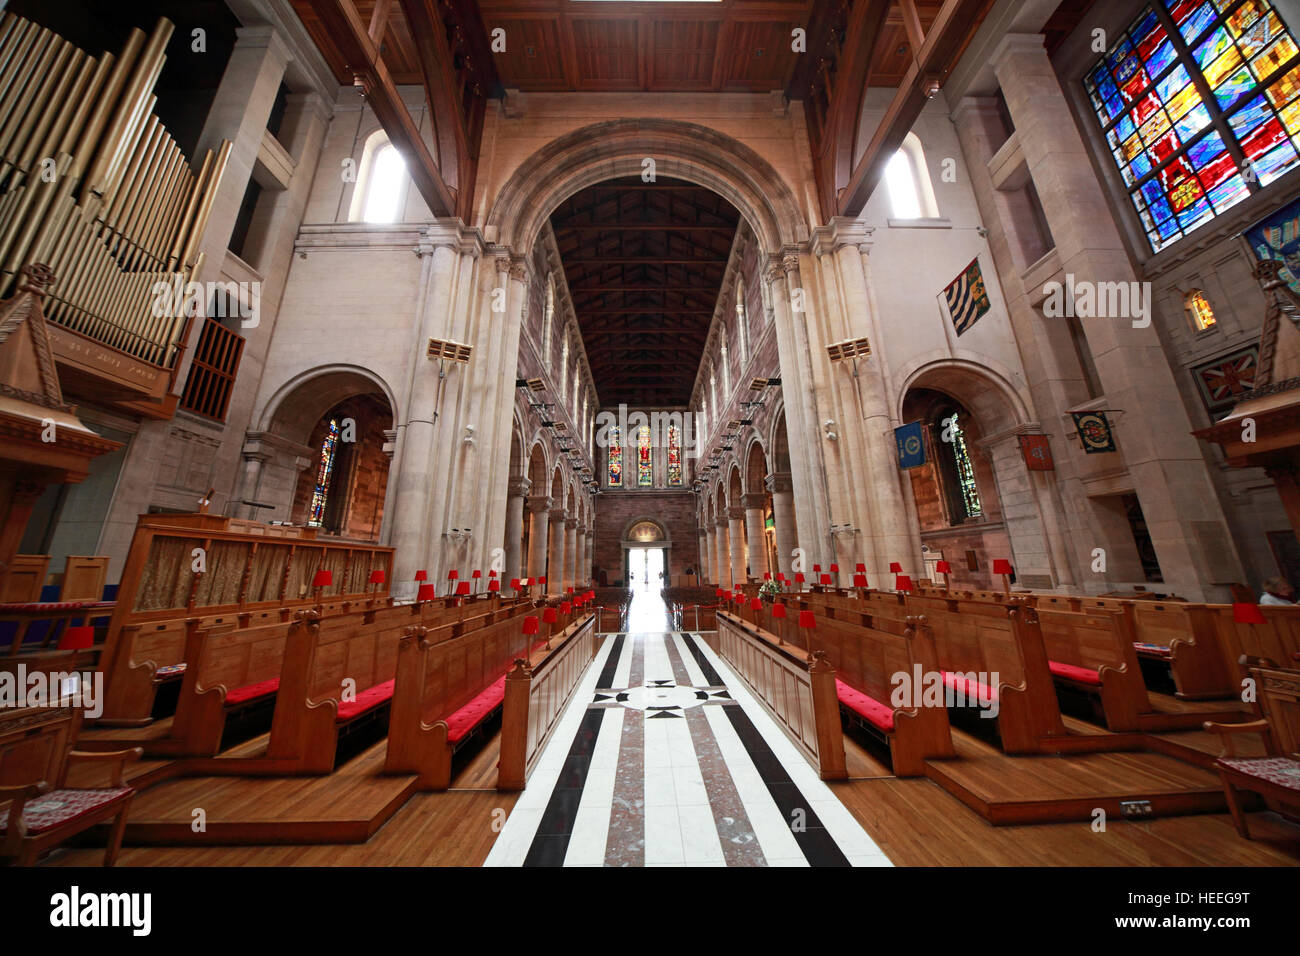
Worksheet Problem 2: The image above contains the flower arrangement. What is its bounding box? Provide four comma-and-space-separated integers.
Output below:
758, 580, 781, 600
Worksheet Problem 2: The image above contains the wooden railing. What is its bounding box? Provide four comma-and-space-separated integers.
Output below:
179, 318, 244, 421
498, 613, 598, 790
716, 611, 846, 780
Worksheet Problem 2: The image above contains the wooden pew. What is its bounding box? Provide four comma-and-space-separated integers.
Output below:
1202, 605, 1300, 688
802, 611, 955, 776
1036, 606, 1150, 731
97, 514, 393, 724
0, 555, 48, 602
1128, 603, 1234, 699
497, 613, 599, 789
57, 556, 110, 602
386, 607, 573, 790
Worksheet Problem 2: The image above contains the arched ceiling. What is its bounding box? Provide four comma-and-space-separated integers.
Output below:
550, 175, 740, 407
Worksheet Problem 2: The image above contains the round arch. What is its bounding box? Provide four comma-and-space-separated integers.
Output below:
258, 364, 398, 446
486, 119, 808, 258
895, 358, 1032, 435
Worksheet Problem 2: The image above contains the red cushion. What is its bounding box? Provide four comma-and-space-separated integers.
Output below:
1133, 642, 1172, 660
835, 679, 895, 732
0, 787, 133, 833
942, 670, 1000, 704
1048, 660, 1103, 685
224, 677, 280, 706
444, 675, 508, 743
335, 679, 395, 722
1218, 756, 1300, 791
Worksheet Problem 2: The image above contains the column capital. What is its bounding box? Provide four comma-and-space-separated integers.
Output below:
727, 506, 746, 521
809, 219, 874, 258
549, 506, 569, 520
715, 517, 729, 529
949, 94, 1004, 129
508, 476, 532, 498
284, 91, 333, 127
526, 495, 552, 513
234, 24, 295, 68
565, 517, 578, 529
765, 471, 794, 494
741, 492, 767, 511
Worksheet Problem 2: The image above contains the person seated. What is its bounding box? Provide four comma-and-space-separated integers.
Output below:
1259, 576, 1296, 606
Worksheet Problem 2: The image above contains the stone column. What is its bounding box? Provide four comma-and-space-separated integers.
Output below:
697, 528, 710, 584
714, 518, 731, 588
742, 494, 767, 582
583, 528, 595, 586
504, 477, 530, 587
547, 507, 567, 595
565, 517, 578, 592
728, 507, 747, 585
767, 472, 798, 580
991, 33, 1244, 599
526, 496, 551, 581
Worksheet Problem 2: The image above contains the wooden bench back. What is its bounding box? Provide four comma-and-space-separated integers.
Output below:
1253, 665, 1300, 757
0, 704, 80, 794
810, 613, 931, 707
1205, 605, 1300, 676
1037, 607, 1133, 673
57, 556, 109, 602
1, 555, 48, 602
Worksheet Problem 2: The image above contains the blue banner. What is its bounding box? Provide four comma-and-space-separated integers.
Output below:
895, 420, 926, 470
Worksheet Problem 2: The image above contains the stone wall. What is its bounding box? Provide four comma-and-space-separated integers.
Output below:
591, 491, 701, 586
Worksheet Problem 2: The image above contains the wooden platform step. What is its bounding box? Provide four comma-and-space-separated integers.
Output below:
923, 732, 1237, 826
116, 739, 418, 846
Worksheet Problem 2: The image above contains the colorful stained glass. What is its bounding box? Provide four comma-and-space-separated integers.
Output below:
667, 425, 683, 486
607, 426, 622, 487
948, 415, 982, 520
309, 419, 339, 526
1088, 1, 1300, 252
636, 425, 652, 486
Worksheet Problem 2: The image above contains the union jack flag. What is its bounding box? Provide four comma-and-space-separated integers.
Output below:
1193, 347, 1257, 413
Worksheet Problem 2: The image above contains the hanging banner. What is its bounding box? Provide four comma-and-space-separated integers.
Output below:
943, 257, 991, 336
1071, 411, 1117, 454
895, 420, 926, 469
1018, 434, 1054, 471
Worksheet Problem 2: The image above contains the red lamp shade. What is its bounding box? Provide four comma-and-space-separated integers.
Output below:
798, 610, 816, 629
814, 564, 822, 573
560, 602, 572, 614
416, 584, 436, 602
895, 575, 913, 592
539, 576, 547, 585
488, 580, 501, 592
414, 570, 428, 582
510, 578, 520, 590
1233, 602, 1267, 625
447, 569, 459, 580
567, 586, 574, 594
764, 572, 772, 581
489, 569, 498, 577
368, 568, 386, 585
522, 616, 540, 635
829, 564, 839, 573
935, 561, 951, 575
856, 563, 866, 573
992, 559, 1014, 575
794, 572, 806, 583
889, 562, 902, 574
312, 569, 333, 588
586, 591, 595, 600
777, 573, 787, 582
472, 569, 482, 579
58, 626, 94, 651
751, 598, 763, 611
772, 603, 787, 619
526, 577, 535, 586
853, 574, 868, 588
716, 588, 726, 597
455, 581, 471, 596
819, 574, 831, 585
542, 607, 558, 623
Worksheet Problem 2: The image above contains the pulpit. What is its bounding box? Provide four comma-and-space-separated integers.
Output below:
0, 264, 121, 598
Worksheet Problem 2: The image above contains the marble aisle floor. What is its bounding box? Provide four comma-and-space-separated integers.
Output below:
486, 609, 892, 867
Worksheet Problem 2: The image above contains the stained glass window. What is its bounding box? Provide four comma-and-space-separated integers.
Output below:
950, 416, 983, 520
667, 425, 683, 486
1185, 288, 1218, 328
637, 425, 653, 486
1086, 0, 1300, 252
309, 418, 340, 526
607, 426, 622, 487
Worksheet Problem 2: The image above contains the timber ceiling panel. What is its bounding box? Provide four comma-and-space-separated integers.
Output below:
550, 176, 740, 407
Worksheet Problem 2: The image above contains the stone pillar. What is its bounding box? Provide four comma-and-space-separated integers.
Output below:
526, 496, 551, 581
583, 528, 595, 586
547, 507, 567, 595
704, 521, 716, 584
504, 477, 530, 587
714, 518, 731, 588
565, 518, 578, 593
767, 472, 798, 580
991, 33, 1244, 599
728, 507, 747, 585
742, 494, 767, 582
697, 528, 710, 584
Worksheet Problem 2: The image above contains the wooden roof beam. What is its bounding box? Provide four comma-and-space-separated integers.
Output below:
307, 0, 457, 216
836, 0, 989, 218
